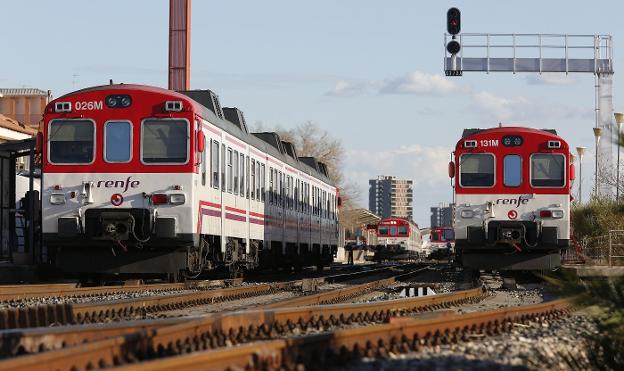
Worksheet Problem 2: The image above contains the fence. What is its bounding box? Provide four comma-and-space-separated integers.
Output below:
572, 230, 624, 266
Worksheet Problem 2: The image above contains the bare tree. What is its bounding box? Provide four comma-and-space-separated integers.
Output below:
257, 121, 361, 209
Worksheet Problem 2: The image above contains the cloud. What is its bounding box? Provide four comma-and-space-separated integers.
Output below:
379, 71, 458, 95
344, 144, 452, 225
325, 71, 459, 97
525, 73, 576, 86
470, 90, 592, 123
324, 80, 372, 97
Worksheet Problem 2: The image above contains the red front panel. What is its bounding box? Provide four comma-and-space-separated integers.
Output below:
454, 127, 571, 195
43, 86, 198, 174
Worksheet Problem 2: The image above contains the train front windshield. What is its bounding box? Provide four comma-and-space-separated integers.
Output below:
48, 120, 95, 164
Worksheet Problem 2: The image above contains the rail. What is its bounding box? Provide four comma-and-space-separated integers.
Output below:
0, 287, 486, 370
114, 298, 571, 371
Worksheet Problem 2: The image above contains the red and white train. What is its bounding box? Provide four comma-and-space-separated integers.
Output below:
449, 127, 572, 270
429, 227, 455, 249
374, 218, 424, 259
42, 84, 339, 279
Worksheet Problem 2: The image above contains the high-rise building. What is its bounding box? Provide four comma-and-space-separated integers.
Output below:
368, 176, 413, 220
430, 203, 454, 228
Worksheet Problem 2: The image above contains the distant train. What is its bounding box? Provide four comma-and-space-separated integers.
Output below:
449, 127, 572, 270
41, 84, 339, 280
373, 218, 424, 260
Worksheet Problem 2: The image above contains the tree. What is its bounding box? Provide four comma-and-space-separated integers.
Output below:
254, 121, 360, 210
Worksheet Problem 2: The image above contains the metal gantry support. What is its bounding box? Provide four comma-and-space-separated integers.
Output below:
444, 33, 615, 198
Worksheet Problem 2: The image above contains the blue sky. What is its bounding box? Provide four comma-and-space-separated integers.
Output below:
3, 0, 623, 225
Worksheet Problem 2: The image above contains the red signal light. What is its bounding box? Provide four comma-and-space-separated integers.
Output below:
447, 8, 461, 35
539, 210, 552, 218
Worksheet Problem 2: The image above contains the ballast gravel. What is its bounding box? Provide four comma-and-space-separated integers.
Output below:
339, 314, 596, 371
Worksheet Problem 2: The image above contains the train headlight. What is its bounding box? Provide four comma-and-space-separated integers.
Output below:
50, 193, 66, 205
105, 95, 132, 108
460, 209, 474, 218
551, 210, 564, 219
169, 193, 186, 205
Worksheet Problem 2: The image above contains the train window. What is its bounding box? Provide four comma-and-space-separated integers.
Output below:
531, 153, 565, 187
269, 168, 274, 204
459, 153, 495, 187
233, 150, 239, 195
256, 163, 261, 202
239, 153, 245, 196
398, 226, 408, 236
141, 119, 188, 163
227, 148, 233, 193
250, 159, 256, 199
201, 150, 207, 186
261, 164, 265, 202
104, 121, 131, 163
246, 156, 250, 198
390, 226, 397, 236
211, 140, 219, 188
378, 226, 389, 236
48, 120, 95, 164
503, 155, 522, 187
221, 144, 226, 191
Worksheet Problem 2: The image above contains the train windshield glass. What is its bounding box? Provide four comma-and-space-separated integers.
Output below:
459, 154, 494, 187
378, 226, 389, 236
141, 119, 188, 163
105, 121, 131, 162
48, 120, 94, 164
531, 153, 565, 187
503, 155, 522, 187
398, 226, 408, 236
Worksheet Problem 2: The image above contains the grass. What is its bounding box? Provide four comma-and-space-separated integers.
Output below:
544, 273, 624, 371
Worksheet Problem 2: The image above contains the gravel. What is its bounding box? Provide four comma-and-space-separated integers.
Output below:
338, 314, 597, 371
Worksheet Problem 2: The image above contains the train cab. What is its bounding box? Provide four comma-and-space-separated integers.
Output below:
449, 127, 573, 270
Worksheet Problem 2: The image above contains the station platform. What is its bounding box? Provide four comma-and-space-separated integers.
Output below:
562, 265, 624, 278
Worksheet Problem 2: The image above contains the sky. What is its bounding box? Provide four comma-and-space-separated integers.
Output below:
3, 0, 623, 226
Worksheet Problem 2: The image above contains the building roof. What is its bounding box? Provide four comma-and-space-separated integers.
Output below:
0, 114, 38, 136
340, 208, 381, 228
0, 88, 49, 97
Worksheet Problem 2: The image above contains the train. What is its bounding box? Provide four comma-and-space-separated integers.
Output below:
41, 84, 339, 280
372, 218, 424, 260
449, 127, 572, 270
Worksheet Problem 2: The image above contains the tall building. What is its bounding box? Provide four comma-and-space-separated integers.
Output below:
368, 176, 413, 220
430, 203, 454, 228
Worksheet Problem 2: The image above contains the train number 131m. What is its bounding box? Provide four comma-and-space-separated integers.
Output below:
479, 139, 499, 147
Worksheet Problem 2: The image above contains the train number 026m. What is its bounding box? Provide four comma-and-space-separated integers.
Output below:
75, 101, 103, 111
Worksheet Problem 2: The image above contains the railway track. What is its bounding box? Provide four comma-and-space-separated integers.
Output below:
0, 263, 426, 331
0, 285, 486, 370
0, 279, 243, 303
117, 298, 572, 371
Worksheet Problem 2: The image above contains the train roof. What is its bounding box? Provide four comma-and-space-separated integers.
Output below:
54, 84, 335, 187
461, 127, 559, 138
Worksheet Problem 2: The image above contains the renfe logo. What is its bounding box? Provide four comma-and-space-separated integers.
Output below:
496, 196, 529, 208
96, 176, 140, 193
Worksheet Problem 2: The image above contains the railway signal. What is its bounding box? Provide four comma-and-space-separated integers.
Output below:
445, 8, 462, 76
446, 7, 461, 35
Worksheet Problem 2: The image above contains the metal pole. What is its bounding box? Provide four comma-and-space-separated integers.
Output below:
595, 136, 599, 197
579, 156, 583, 203
618, 138, 621, 201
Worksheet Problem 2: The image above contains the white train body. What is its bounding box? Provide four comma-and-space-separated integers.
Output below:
42, 85, 339, 278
